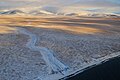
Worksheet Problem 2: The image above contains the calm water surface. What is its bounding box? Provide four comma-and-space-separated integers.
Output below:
66, 56, 120, 80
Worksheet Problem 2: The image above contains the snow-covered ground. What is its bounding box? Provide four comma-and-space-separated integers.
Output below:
0, 16, 120, 80
17, 27, 68, 75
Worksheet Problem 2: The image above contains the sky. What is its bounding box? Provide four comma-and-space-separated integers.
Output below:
0, 0, 120, 14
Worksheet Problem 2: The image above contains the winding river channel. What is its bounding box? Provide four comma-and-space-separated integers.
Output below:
17, 27, 68, 75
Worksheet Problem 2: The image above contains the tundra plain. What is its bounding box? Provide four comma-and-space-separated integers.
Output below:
0, 15, 120, 80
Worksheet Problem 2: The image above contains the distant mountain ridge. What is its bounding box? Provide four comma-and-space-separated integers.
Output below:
0, 10, 25, 15
0, 9, 119, 18
87, 13, 120, 18
0, 9, 54, 16
29, 10, 54, 15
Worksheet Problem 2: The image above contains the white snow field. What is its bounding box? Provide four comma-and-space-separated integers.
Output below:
0, 15, 120, 80
17, 27, 69, 75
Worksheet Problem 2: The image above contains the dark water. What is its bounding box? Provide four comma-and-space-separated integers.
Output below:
65, 56, 120, 80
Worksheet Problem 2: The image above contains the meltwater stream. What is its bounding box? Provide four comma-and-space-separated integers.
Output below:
17, 27, 68, 75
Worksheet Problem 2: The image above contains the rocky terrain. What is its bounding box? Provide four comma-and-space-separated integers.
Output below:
0, 15, 120, 80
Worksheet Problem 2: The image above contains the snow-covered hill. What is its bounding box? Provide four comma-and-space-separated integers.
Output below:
63, 12, 120, 18
87, 13, 120, 18
0, 8, 119, 18
0, 9, 55, 16
0, 10, 26, 15
65, 13, 79, 16
29, 10, 54, 15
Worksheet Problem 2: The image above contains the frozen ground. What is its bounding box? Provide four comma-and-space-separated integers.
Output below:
17, 27, 68, 75
0, 15, 120, 80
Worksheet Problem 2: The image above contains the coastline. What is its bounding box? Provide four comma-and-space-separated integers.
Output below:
60, 52, 120, 80
43, 52, 120, 80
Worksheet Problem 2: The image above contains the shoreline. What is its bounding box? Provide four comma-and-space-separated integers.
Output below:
60, 52, 120, 80
43, 52, 120, 80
